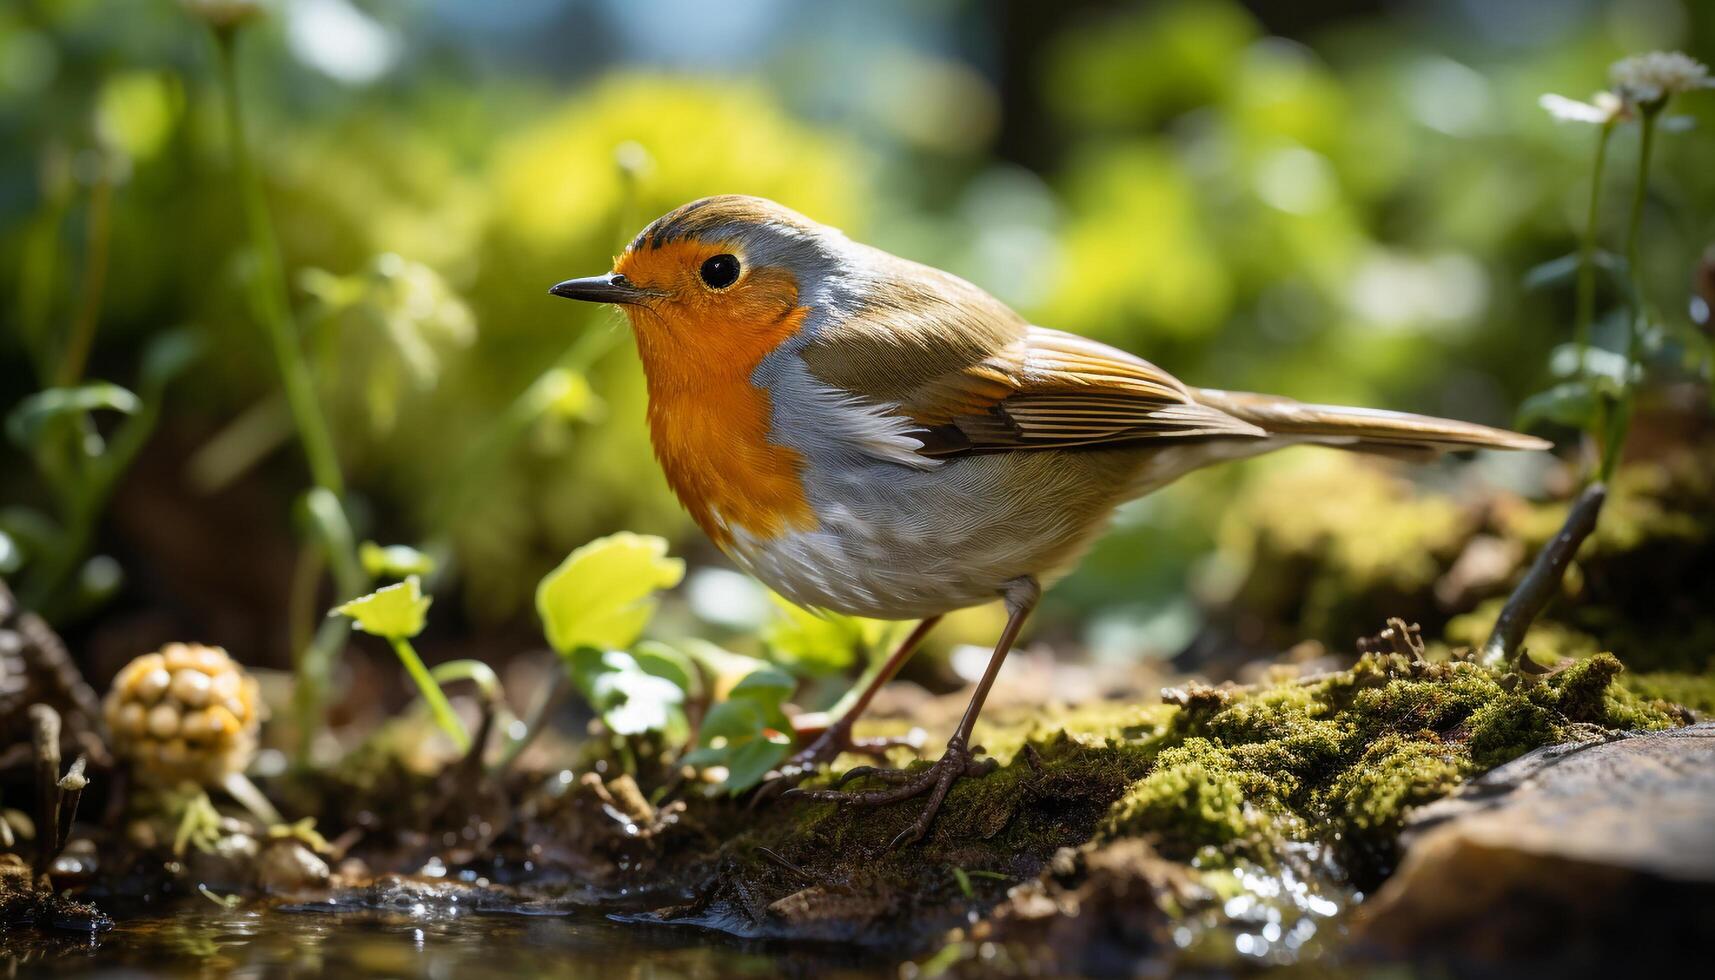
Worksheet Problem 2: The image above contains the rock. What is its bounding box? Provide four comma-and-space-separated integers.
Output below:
184, 830, 261, 891
1356, 724, 1715, 969
255, 839, 331, 894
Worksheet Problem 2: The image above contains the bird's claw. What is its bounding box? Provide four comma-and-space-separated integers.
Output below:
748, 724, 925, 806
779, 738, 995, 848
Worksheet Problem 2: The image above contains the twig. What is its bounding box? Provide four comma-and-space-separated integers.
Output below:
1480, 483, 1607, 667
29, 704, 61, 878
57, 754, 88, 852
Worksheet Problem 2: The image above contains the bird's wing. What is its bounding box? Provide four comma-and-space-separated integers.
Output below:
896, 326, 1267, 456
795, 255, 1264, 460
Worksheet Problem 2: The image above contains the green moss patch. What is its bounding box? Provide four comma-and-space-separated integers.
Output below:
1105, 651, 1682, 880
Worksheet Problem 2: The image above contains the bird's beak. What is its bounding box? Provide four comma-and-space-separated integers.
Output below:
548, 273, 650, 305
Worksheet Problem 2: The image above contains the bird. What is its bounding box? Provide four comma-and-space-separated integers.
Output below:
549, 194, 1549, 846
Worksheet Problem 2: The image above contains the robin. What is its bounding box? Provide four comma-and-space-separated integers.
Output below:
550, 195, 1548, 846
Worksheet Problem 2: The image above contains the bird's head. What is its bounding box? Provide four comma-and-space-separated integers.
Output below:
549, 195, 850, 375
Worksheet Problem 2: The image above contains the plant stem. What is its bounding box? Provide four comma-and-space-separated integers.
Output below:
300, 487, 365, 601
1480, 482, 1606, 666
390, 636, 470, 752
1571, 122, 1613, 385
212, 27, 369, 753
220, 771, 282, 827
19, 147, 72, 381
211, 29, 345, 499
1599, 107, 1659, 483
56, 165, 114, 387
291, 616, 348, 763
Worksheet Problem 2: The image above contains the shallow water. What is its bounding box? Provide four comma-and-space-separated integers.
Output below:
2, 899, 892, 979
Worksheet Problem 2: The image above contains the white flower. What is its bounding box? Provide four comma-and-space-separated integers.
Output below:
1539, 91, 1630, 126
1609, 50, 1711, 105
180, 0, 268, 29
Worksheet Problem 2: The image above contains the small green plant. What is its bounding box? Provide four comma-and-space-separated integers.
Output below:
1526, 52, 1712, 476
0, 61, 201, 623
3, 332, 199, 621
525, 532, 871, 792
679, 666, 797, 793
1489, 51, 1712, 664
321, 528, 902, 789
331, 575, 468, 751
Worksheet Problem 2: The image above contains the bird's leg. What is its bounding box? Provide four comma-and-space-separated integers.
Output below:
791, 615, 941, 762
783, 578, 1039, 848
751, 616, 940, 803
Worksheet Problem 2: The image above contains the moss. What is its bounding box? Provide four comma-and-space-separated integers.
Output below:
1546, 652, 1623, 723
1218, 451, 1715, 673
1103, 738, 1260, 853
1462, 697, 1557, 769
1323, 735, 1462, 837
1621, 671, 1715, 715
1101, 649, 1688, 881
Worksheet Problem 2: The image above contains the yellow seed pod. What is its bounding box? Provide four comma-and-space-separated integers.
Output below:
103, 643, 262, 785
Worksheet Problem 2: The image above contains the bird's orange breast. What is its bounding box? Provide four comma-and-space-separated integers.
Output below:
617, 252, 818, 547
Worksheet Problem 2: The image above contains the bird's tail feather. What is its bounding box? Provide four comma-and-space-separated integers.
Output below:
1193, 388, 1551, 454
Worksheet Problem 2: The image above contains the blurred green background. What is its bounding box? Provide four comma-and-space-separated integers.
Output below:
2, 0, 1711, 676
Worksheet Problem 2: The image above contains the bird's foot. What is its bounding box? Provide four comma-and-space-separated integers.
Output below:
780, 736, 996, 847
749, 721, 925, 805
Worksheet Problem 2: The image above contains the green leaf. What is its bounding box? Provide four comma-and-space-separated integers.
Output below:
697, 698, 766, 744
723, 735, 793, 793
1521, 253, 1579, 292
681, 665, 800, 793
6, 383, 140, 450
760, 593, 894, 673
360, 541, 436, 580
536, 533, 685, 654
331, 575, 431, 639
632, 640, 699, 699
1548, 344, 1634, 385
567, 648, 687, 739
139, 329, 204, 395
687, 698, 793, 794
728, 666, 795, 705
1517, 381, 1601, 432
1522, 250, 1623, 292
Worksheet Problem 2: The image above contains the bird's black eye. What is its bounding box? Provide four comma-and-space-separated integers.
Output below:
699, 253, 740, 289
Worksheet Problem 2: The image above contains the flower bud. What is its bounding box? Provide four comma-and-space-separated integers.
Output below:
179, 0, 268, 31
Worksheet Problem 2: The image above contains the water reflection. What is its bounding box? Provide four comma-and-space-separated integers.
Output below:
1, 897, 890, 979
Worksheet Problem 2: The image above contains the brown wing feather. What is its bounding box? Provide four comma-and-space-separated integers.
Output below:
912, 329, 1264, 455
1192, 388, 1551, 452
796, 250, 1259, 454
